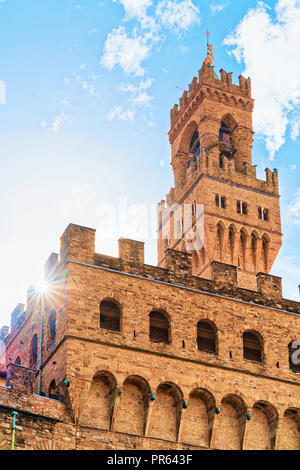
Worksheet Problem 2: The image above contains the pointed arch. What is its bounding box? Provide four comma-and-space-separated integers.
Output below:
215, 221, 226, 261
228, 223, 237, 264
251, 230, 259, 272
178, 120, 198, 154
261, 234, 270, 272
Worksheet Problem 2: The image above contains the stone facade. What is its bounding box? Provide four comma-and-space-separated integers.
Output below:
158, 62, 281, 291
0, 60, 300, 451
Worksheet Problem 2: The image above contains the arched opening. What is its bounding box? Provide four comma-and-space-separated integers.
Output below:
215, 223, 225, 261
49, 310, 56, 343
48, 379, 60, 401
15, 357, 21, 365
197, 321, 217, 354
214, 394, 247, 450
100, 300, 121, 332
237, 229, 247, 269
228, 225, 235, 264
278, 409, 300, 450
189, 129, 200, 161
29, 333, 38, 368
149, 311, 170, 344
251, 232, 259, 271
288, 341, 300, 372
245, 401, 278, 450
181, 388, 215, 447
219, 121, 233, 151
243, 331, 263, 363
115, 376, 150, 436
149, 382, 183, 442
80, 371, 117, 430
261, 236, 269, 272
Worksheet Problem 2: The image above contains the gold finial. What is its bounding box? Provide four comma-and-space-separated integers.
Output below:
204, 30, 214, 66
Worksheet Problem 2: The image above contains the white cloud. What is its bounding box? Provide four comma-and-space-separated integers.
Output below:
120, 78, 154, 106
291, 116, 300, 141
156, 0, 200, 33
101, 26, 150, 76
210, 2, 228, 16
287, 187, 300, 226
224, 0, 300, 159
107, 105, 135, 121
114, 0, 152, 20
41, 111, 69, 133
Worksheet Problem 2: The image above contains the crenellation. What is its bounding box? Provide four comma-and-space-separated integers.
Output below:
1, 49, 298, 451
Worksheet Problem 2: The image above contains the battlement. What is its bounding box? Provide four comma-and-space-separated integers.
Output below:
164, 155, 279, 209
57, 224, 296, 314
170, 64, 253, 140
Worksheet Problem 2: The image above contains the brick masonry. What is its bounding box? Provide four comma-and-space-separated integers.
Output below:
0, 60, 300, 451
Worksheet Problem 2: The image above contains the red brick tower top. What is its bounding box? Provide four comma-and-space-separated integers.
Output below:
158, 53, 282, 291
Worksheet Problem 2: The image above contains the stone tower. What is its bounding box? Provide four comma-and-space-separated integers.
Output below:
157, 59, 282, 290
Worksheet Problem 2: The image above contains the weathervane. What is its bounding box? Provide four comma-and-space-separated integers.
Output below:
204, 30, 214, 66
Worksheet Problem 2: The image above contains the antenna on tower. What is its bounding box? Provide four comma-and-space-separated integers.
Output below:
204, 30, 214, 66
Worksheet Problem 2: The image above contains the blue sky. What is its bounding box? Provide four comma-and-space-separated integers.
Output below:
1, 0, 300, 327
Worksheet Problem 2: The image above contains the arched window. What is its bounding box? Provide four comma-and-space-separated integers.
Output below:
189, 130, 200, 160
49, 310, 56, 343
262, 236, 269, 272
48, 379, 60, 400
228, 227, 235, 263
100, 300, 121, 332
15, 357, 21, 365
29, 333, 38, 367
243, 331, 263, 362
149, 311, 170, 344
197, 321, 217, 353
289, 341, 300, 372
219, 122, 233, 151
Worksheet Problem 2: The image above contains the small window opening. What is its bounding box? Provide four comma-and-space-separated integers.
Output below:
197, 321, 217, 354
100, 300, 121, 332
149, 311, 170, 344
243, 332, 263, 363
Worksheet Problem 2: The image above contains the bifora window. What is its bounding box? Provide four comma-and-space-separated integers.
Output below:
149, 311, 170, 344
100, 300, 121, 332
197, 321, 217, 353
243, 331, 263, 362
